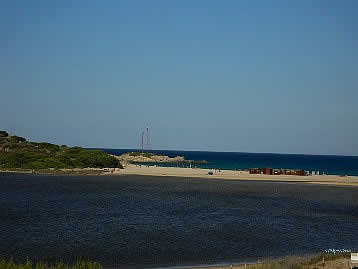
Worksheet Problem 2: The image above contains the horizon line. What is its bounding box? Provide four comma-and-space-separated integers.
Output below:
87, 147, 358, 158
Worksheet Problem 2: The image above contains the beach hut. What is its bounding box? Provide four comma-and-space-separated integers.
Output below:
294, 169, 305, 176
262, 167, 273, 175
272, 169, 281, 175
249, 168, 262, 174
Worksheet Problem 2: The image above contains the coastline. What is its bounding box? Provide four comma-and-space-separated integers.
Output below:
153, 256, 351, 269
117, 164, 358, 187
1, 165, 358, 187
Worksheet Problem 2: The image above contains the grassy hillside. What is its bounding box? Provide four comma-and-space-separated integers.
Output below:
0, 131, 122, 170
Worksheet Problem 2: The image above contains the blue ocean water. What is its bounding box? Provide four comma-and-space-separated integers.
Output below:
103, 149, 358, 176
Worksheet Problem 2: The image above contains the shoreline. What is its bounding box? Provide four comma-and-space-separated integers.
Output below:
151, 251, 353, 269
1, 165, 358, 186
117, 164, 358, 187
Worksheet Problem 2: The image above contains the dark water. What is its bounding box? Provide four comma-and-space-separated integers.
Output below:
102, 149, 358, 176
0, 173, 357, 268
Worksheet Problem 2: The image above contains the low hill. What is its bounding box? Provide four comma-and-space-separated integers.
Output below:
118, 152, 185, 163
0, 131, 122, 170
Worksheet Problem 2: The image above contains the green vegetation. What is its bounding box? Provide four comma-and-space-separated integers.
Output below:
0, 131, 8, 137
0, 259, 102, 269
0, 252, 351, 269
128, 151, 156, 158
301, 251, 350, 265
0, 131, 122, 170
247, 252, 350, 269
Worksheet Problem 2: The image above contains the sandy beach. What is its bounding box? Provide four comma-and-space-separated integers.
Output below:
114, 164, 358, 187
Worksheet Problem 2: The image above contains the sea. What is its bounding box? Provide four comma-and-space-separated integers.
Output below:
1, 172, 357, 268
103, 149, 358, 176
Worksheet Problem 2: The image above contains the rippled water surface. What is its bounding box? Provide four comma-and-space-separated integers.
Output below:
0, 173, 357, 268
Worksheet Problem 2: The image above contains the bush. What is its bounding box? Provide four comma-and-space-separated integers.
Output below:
128, 152, 155, 157
39, 142, 59, 150
0, 133, 123, 170
0, 131, 8, 137
129, 152, 141, 156
1, 152, 31, 168
9, 136, 26, 143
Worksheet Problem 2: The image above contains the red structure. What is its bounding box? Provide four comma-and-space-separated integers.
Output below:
294, 170, 305, 176
249, 167, 306, 176
263, 168, 273, 175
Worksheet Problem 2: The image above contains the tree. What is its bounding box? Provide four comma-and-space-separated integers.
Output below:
0, 131, 8, 137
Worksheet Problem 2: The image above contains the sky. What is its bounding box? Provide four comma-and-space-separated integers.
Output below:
1, 1, 357, 155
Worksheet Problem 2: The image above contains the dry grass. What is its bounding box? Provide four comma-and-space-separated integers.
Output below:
0, 259, 103, 269
243, 252, 351, 269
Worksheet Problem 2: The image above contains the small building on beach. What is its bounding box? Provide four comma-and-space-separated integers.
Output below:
263, 167, 273, 175
294, 169, 305, 176
250, 167, 307, 176
249, 168, 262, 174
272, 169, 281, 175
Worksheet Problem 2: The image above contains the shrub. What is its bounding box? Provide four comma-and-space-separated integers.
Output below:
36, 143, 60, 152
128, 152, 154, 158
0, 131, 8, 137
129, 152, 141, 156
9, 136, 26, 143
1, 152, 31, 168
0, 134, 122, 169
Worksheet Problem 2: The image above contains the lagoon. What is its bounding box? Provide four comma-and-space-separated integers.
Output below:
0, 173, 357, 268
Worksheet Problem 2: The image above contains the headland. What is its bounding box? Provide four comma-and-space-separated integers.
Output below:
114, 151, 186, 163
113, 151, 208, 166
0, 130, 122, 171
1, 130, 357, 186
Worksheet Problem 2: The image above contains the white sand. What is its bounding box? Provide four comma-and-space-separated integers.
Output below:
110, 164, 358, 187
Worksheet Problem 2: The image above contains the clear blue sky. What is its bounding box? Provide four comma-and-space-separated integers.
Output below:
1, 1, 357, 155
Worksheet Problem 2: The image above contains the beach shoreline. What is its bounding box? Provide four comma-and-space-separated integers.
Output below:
116, 164, 358, 187
1, 164, 358, 187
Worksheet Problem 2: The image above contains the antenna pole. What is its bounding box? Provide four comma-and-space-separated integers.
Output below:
141, 130, 144, 153
146, 127, 150, 150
